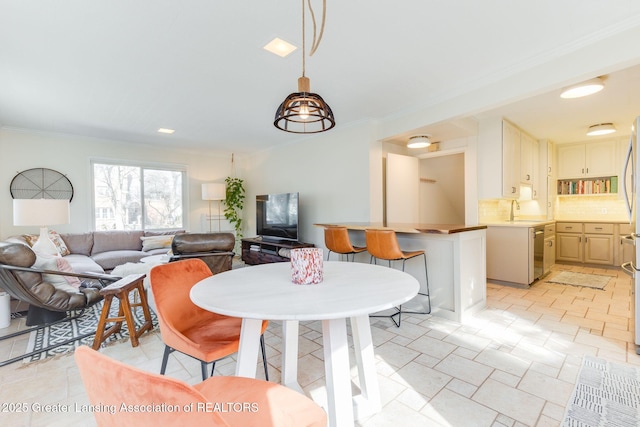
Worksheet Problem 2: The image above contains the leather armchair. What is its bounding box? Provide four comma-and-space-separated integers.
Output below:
169, 233, 235, 274
0, 242, 120, 367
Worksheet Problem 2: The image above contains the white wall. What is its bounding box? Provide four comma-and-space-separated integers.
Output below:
0, 128, 234, 239
243, 121, 378, 247
419, 153, 465, 224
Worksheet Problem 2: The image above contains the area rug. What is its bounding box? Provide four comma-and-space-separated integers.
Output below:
562, 356, 640, 427
24, 298, 157, 364
547, 271, 612, 290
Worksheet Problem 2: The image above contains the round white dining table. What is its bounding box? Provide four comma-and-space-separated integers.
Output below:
190, 261, 419, 427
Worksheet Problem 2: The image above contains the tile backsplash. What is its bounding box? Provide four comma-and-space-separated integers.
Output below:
479, 194, 629, 223
554, 195, 628, 221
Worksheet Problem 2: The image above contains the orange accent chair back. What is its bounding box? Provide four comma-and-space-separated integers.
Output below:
75, 345, 327, 427
150, 258, 269, 380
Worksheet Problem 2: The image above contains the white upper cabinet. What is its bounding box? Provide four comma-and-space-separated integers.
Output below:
478, 117, 542, 200
520, 131, 535, 184
503, 120, 521, 197
557, 141, 617, 179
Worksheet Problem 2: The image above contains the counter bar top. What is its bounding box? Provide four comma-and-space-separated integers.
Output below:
315, 222, 487, 235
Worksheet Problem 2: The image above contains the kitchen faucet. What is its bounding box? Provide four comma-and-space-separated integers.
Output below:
509, 199, 520, 221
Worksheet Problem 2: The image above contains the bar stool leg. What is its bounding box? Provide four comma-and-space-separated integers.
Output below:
400, 254, 431, 315
368, 256, 402, 327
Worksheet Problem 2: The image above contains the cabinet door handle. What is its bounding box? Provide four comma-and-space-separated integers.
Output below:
526, 174, 531, 180
582, 168, 584, 174
512, 186, 516, 193
586, 167, 589, 173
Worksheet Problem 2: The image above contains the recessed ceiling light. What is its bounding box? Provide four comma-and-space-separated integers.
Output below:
560, 77, 604, 99
264, 38, 297, 58
407, 135, 431, 149
158, 128, 175, 134
586, 123, 616, 136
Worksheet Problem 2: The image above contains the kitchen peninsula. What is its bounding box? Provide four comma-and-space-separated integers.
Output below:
316, 223, 487, 323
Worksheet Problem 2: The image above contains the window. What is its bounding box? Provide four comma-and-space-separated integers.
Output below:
92, 161, 186, 231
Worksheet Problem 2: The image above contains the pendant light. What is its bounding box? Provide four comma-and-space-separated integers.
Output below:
274, 0, 335, 134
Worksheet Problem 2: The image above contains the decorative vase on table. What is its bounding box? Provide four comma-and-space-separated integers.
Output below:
291, 248, 323, 285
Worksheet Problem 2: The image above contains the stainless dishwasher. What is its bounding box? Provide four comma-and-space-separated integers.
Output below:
532, 226, 545, 281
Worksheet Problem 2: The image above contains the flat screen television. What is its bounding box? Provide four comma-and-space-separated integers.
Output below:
256, 192, 299, 242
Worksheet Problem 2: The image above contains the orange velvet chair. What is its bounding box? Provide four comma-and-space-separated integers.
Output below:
365, 229, 431, 327
149, 259, 269, 380
323, 226, 367, 261
75, 346, 327, 427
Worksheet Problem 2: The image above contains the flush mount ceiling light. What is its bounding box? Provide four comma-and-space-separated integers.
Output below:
264, 37, 297, 58
586, 123, 616, 136
407, 135, 431, 149
560, 77, 604, 99
158, 128, 175, 134
274, 0, 335, 134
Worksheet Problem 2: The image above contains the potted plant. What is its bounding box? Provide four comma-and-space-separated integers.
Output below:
223, 176, 245, 252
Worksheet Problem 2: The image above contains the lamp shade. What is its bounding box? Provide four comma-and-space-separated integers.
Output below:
201, 183, 226, 201
13, 199, 70, 226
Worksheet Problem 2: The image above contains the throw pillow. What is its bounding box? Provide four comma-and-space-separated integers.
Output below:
140, 235, 174, 251
22, 229, 70, 256
49, 230, 71, 256
32, 255, 82, 293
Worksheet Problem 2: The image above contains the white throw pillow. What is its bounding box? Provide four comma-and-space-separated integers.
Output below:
33, 255, 82, 293
140, 235, 174, 251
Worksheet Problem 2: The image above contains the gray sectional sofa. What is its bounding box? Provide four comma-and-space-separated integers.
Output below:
8, 229, 184, 273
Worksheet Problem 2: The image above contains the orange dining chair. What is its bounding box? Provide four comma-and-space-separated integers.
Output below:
149, 259, 269, 381
365, 229, 431, 327
75, 346, 327, 427
323, 226, 367, 261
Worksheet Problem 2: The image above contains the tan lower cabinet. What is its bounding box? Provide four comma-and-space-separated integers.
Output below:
619, 223, 634, 265
556, 222, 615, 265
556, 222, 582, 262
543, 223, 556, 276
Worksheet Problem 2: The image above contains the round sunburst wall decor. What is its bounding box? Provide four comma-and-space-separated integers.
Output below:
10, 168, 74, 201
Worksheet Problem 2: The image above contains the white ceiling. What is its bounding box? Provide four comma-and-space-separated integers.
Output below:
2, 1, 640, 153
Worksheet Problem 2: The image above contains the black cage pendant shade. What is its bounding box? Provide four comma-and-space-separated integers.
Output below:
274, 0, 335, 134
274, 76, 335, 133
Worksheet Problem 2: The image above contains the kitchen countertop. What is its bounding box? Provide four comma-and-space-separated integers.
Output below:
481, 219, 555, 228
314, 222, 487, 235
483, 219, 632, 228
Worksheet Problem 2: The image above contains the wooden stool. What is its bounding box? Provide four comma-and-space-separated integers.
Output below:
93, 274, 153, 350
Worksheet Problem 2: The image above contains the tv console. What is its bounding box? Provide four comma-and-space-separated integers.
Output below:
241, 237, 314, 265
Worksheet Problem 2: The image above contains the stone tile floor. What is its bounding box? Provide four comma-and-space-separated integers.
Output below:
0, 263, 637, 426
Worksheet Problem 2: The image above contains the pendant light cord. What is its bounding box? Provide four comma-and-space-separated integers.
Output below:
308, 0, 326, 57
301, 0, 327, 78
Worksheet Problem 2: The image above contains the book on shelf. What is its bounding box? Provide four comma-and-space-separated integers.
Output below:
557, 176, 617, 195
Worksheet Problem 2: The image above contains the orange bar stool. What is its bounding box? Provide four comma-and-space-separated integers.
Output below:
365, 228, 431, 327
324, 225, 367, 261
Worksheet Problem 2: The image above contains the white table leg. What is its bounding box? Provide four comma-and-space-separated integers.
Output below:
322, 318, 353, 427
282, 320, 303, 393
351, 314, 381, 419
235, 318, 263, 378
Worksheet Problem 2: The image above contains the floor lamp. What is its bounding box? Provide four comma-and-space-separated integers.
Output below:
201, 183, 226, 232
13, 199, 70, 255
